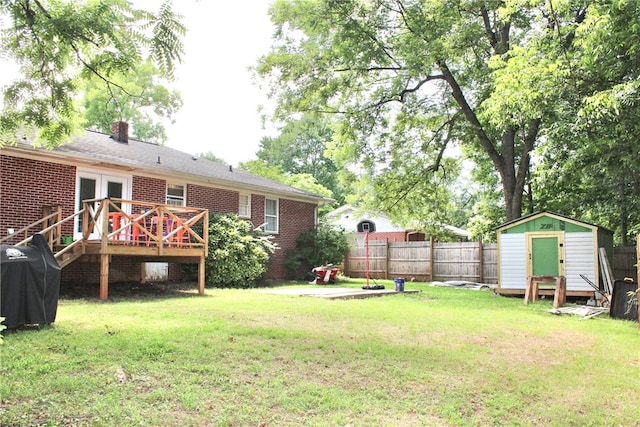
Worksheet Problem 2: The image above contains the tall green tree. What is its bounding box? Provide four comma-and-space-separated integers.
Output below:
0, 0, 185, 147
256, 113, 347, 205
256, 1, 600, 222
81, 60, 182, 144
533, 1, 640, 245
197, 151, 227, 164
240, 159, 335, 214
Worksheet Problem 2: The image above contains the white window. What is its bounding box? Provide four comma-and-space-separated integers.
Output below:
239, 193, 251, 218
265, 198, 278, 233
166, 184, 185, 206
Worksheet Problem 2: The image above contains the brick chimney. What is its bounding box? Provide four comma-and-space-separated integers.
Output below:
111, 121, 129, 143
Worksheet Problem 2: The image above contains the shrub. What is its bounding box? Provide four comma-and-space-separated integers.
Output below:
284, 222, 350, 279
188, 213, 277, 288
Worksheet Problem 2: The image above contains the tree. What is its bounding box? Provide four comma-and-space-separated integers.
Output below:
283, 221, 350, 280
0, 0, 185, 147
532, 1, 640, 245
81, 60, 182, 144
239, 159, 289, 183
256, 113, 347, 205
197, 151, 228, 165
256, 0, 588, 222
240, 159, 336, 214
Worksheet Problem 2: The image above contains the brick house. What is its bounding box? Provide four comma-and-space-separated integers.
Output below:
0, 122, 331, 287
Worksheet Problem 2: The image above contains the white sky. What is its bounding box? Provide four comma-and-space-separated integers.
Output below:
145, 0, 277, 166
1, 1, 278, 166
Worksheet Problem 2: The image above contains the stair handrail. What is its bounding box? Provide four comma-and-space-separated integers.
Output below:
11, 209, 86, 248
0, 210, 62, 245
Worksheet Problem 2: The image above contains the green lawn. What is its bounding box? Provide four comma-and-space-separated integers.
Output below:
1, 279, 639, 426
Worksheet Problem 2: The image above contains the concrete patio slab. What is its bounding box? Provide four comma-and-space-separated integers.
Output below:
259, 287, 419, 299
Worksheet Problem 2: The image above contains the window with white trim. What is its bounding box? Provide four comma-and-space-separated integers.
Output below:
166, 183, 185, 206
239, 193, 251, 218
264, 198, 279, 233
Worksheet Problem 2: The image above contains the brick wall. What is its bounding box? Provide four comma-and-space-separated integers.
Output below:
265, 198, 317, 279
184, 190, 318, 279
62, 256, 142, 285
0, 155, 76, 240
132, 175, 166, 204
251, 194, 265, 226
1, 153, 320, 283
187, 184, 238, 213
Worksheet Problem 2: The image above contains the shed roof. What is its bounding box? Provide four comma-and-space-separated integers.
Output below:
5, 129, 331, 204
495, 211, 614, 234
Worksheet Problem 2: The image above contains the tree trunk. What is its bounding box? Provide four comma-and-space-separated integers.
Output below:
620, 203, 628, 246
438, 17, 540, 223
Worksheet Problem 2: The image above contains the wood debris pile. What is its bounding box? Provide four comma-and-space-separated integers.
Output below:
548, 305, 609, 320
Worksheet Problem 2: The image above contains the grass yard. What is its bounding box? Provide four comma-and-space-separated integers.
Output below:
1, 278, 639, 426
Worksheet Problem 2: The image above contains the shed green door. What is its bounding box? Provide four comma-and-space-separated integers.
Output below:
532, 236, 559, 276
526, 232, 565, 278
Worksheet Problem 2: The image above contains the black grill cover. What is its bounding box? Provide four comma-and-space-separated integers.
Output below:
610, 280, 638, 322
1, 233, 61, 329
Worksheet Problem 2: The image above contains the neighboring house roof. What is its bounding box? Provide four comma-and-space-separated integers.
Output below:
325, 205, 471, 239
3, 127, 331, 204
325, 205, 407, 233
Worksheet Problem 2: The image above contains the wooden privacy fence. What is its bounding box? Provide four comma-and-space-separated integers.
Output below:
613, 245, 637, 280
344, 239, 636, 284
344, 239, 497, 283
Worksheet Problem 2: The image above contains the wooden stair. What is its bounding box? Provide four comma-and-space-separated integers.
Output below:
55, 242, 85, 268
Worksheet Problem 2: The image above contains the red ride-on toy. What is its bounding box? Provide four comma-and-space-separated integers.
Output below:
309, 264, 339, 285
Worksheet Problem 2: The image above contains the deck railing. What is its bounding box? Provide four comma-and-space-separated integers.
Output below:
82, 198, 209, 253
1, 198, 209, 260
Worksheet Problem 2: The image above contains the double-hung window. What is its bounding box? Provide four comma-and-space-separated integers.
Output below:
264, 198, 278, 233
166, 184, 185, 206
239, 193, 251, 218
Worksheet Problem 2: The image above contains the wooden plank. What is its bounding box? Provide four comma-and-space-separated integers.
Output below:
599, 247, 614, 295
100, 253, 109, 300
345, 240, 498, 284
198, 255, 205, 295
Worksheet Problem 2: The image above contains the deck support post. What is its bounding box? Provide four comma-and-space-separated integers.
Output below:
100, 253, 109, 300
198, 255, 205, 295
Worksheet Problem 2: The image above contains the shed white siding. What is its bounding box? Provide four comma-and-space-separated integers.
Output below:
499, 233, 527, 289
565, 232, 597, 291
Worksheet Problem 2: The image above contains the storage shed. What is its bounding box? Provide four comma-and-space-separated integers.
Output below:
495, 211, 614, 298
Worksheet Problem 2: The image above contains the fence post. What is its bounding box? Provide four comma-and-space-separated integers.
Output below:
344, 250, 350, 277
429, 236, 434, 282
384, 239, 389, 280
478, 237, 484, 283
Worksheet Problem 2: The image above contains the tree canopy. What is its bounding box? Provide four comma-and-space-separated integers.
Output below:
256, 0, 639, 236
0, 0, 185, 146
532, 0, 640, 244
255, 113, 347, 205
81, 60, 182, 144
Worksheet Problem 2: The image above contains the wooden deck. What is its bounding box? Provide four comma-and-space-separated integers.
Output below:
2, 198, 209, 300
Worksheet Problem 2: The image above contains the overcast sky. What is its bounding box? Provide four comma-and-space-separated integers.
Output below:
153, 0, 277, 166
